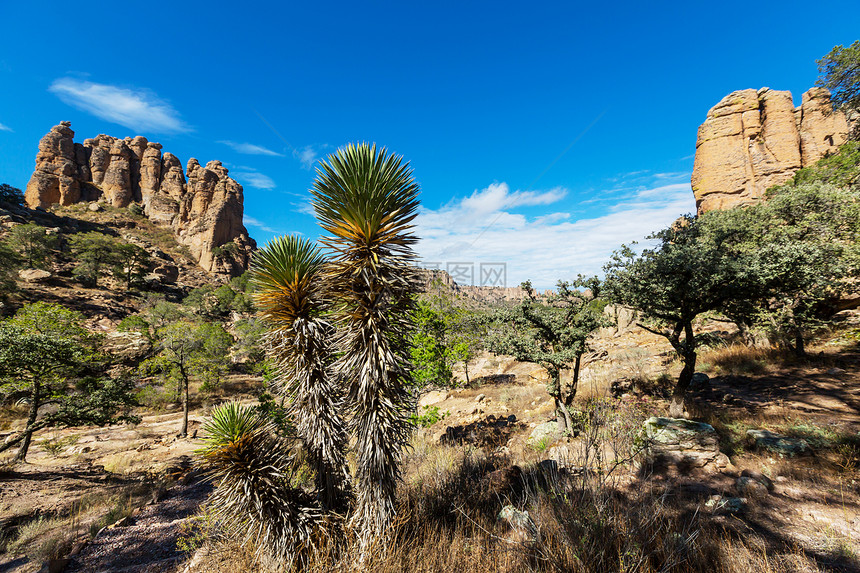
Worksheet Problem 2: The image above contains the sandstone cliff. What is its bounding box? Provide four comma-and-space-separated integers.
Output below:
25, 122, 256, 275
691, 87, 849, 213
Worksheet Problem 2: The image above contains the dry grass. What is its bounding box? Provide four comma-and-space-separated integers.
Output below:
696, 344, 790, 376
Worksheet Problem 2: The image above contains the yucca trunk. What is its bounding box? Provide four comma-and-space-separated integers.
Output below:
312, 143, 420, 548
251, 237, 349, 510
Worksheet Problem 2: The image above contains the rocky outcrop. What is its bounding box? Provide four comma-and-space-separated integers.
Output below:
691, 88, 849, 213
24, 122, 255, 275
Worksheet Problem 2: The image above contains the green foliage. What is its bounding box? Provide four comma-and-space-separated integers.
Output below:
0, 303, 134, 460
817, 41, 860, 121
232, 317, 266, 366
0, 183, 25, 208
409, 300, 455, 388
68, 232, 119, 287
604, 216, 759, 415
39, 434, 80, 456
111, 243, 151, 290
792, 140, 860, 189
5, 223, 56, 269
118, 297, 187, 343
0, 241, 20, 300
719, 181, 860, 353
184, 283, 253, 317
197, 402, 319, 560
488, 277, 608, 430
408, 405, 449, 428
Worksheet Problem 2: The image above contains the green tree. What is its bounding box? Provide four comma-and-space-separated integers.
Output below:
488, 278, 607, 433
604, 217, 758, 417
142, 321, 233, 437
6, 223, 56, 269
0, 183, 25, 208
817, 40, 860, 125
720, 182, 860, 355
0, 242, 20, 301
0, 303, 137, 461
112, 242, 151, 290
409, 300, 454, 388
68, 232, 119, 287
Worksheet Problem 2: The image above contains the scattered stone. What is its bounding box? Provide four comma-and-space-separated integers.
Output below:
826, 367, 846, 376
643, 417, 730, 471
741, 469, 775, 492
475, 394, 486, 402
112, 516, 135, 528
18, 268, 52, 283
497, 505, 538, 543
610, 377, 636, 397
88, 202, 102, 212
529, 421, 562, 445
746, 429, 810, 457
736, 476, 769, 499
484, 466, 523, 495
689, 372, 710, 391
705, 495, 746, 514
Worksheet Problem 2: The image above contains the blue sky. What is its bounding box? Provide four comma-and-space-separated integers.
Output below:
0, 1, 857, 289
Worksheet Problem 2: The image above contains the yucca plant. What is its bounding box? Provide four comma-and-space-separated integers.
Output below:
250, 236, 350, 510
312, 142, 420, 546
198, 402, 319, 560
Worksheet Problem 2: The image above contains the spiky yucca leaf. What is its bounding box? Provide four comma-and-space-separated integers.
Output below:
250, 237, 350, 510
311, 143, 419, 546
198, 402, 320, 561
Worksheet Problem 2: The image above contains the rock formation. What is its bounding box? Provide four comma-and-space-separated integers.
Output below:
25, 122, 256, 275
691, 87, 849, 213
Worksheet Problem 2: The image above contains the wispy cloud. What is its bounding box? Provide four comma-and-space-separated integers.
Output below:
218, 140, 284, 157
0, 122, 12, 132
416, 179, 696, 289
234, 170, 276, 190
293, 145, 327, 169
49, 77, 187, 133
244, 216, 277, 233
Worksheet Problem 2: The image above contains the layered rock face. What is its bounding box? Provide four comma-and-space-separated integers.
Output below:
25, 122, 256, 275
691, 88, 849, 213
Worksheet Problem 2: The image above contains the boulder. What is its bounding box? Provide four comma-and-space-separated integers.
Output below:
643, 417, 730, 470
529, 421, 562, 445
18, 268, 52, 283
736, 476, 769, 499
746, 429, 810, 457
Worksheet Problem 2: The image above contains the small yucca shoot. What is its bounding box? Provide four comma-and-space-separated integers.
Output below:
250, 236, 350, 510
197, 402, 319, 559
312, 143, 420, 548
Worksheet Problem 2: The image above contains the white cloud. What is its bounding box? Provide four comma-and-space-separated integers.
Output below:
234, 170, 276, 190
459, 183, 567, 216
0, 122, 12, 132
293, 144, 330, 169
415, 180, 696, 290
218, 140, 284, 157
49, 77, 187, 133
244, 216, 277, 233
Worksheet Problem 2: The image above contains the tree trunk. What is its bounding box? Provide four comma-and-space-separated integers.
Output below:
793, 324, 806, 358
669, 321, 696, 418
463, 360, 470, 387
15, 381, 41, 462
180, 376, 189, 438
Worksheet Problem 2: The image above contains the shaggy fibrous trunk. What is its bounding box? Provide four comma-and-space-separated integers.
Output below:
268, 321, 349, 510
15, 380, 40, 461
